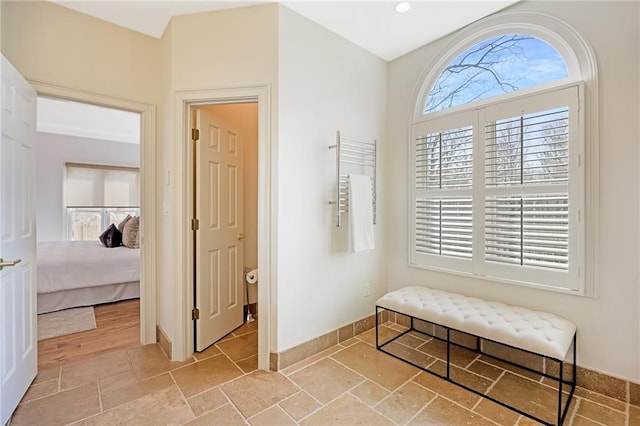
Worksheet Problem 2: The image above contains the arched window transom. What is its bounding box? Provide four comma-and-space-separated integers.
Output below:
426, 34, 569, 113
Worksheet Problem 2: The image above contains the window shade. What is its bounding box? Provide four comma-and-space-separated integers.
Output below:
65, 163, 140, 208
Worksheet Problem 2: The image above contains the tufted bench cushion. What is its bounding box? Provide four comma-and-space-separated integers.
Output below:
377, 286, 576, 360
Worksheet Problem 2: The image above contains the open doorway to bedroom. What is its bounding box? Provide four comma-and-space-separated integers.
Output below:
35, 96, 144, 368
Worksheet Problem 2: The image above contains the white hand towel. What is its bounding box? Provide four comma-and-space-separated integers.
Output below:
349, 174, 374, 252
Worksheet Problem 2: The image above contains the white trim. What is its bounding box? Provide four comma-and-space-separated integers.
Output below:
28, 81, 157, 343
407, 11, 599, 298
173, 85, 272, 371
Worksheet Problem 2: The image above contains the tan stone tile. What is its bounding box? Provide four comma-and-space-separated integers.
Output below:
184, 403, 246, 426
279, 331, 337, 370
488, 372, 562, 425
249, 405, 297, 426
172, 354, 243, 398
409, 396, 495, 426
33, 366, 60, 385
233, 320, 258, 336
381, 340, 435, 370
396, 332, 428, 348
289, 358, 363, 404
193, 343, 221, 361
482, 340, 544, 372
280, 345, 342, 376
417, 338, 479, 368
356, 325, 400, 347
301, 393, 393, 426
21, 378, 58, 403
60, 350, 131, 390
427, 360, 493, 394
338, 324, 354, 343
395, 313, 411, 327
270, 352, 278, 371
574, 386, 626, 412
216, 331, 258, 362
11, 382, 100, 426
413, 319, 433, 334
388, 322, 410, 333
350, 380, 390, 406
331, 342, 418, 392
77, 386, 194, 426
127, 344, 194, 380
236, 354, 258, 374
279, 391, 320, 421
479, 354, 542, 381
412, 371, 481, 410
221, 370, 299, 418
571, 414, 602, 425
98, 370, 174, 411
187, 387, 228, 417
517, 416, 543, 425
629, 404, 640, 425
630, 381, 640, 407
576, 399, 625, 426
576, 366, 627, 402
375, 381, 436, 424
473, 398, 520, 426
354, 314, 376, 335
467, 359, 504, 381
340, 337, 359, 347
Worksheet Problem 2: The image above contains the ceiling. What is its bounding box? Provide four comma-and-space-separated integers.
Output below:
52, 0, 519, 61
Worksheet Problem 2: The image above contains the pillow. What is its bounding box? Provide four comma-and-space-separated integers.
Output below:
122, 216, 140, 249
99, 224, 122, 248
117, 214, 132, 233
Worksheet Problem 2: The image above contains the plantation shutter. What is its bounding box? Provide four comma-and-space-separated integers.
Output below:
413, 115, 474, 269
484, 107, 570, 270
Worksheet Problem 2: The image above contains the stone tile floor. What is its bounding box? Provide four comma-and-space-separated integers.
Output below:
9, 320, 639, 425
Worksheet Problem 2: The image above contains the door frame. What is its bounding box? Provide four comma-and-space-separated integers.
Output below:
28, 81, 157, 344
174, 86, 271, 370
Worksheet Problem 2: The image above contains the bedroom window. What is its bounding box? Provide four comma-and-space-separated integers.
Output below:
410, 25, 595, 294
65, 163, 140, 241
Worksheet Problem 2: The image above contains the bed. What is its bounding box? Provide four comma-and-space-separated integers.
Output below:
37, 240, 140, 314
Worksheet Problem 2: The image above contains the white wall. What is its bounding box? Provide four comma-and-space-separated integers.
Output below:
36, 132, 139, 241
386, 1, 640, 381
157, 4, 279, 346
276, 7, 388, 351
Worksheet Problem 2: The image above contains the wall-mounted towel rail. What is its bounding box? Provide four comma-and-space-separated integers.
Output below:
328, 130, 377, 227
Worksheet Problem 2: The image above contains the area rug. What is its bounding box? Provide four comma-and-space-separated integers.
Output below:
37, 306, 96, 340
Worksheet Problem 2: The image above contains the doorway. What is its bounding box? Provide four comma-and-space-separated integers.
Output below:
192, 103, 258, 352
31, 82, 157, 346
174, 86, 271, 370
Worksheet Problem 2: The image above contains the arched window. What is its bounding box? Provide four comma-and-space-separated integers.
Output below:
409, 14, 598, 295
425, 34, 568, 113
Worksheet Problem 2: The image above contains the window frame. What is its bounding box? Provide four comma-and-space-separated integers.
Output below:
408, 12, 598, 296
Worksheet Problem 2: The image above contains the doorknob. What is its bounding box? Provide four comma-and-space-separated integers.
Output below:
0, 258, 21, 271
237, 233, 245, 241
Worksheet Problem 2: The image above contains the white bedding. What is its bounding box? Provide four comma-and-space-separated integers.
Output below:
37, 241, 140, 294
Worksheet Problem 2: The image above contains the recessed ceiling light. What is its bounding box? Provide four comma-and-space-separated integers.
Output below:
395, 1, 411, 13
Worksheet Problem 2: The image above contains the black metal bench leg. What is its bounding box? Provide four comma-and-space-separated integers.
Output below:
446, 328, 451, 379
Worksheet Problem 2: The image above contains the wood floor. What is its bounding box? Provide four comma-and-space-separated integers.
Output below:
38, 299, 141, 369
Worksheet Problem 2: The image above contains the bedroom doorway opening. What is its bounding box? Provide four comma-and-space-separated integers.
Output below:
31, 88, 156, 366
191, 102, 259, 354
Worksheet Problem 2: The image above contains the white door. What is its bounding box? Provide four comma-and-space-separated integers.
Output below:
0, 55, 37, 425
194, 108, 244, 351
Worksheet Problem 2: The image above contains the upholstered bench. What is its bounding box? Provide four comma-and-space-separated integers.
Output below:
376, 286, 577, 426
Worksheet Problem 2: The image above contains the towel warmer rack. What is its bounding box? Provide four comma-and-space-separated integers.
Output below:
328, 130, 377, 227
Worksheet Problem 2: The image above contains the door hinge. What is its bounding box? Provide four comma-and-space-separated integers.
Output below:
192, 308, 200, 320
191, 218, 199, 231
192, 128, 200, 141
